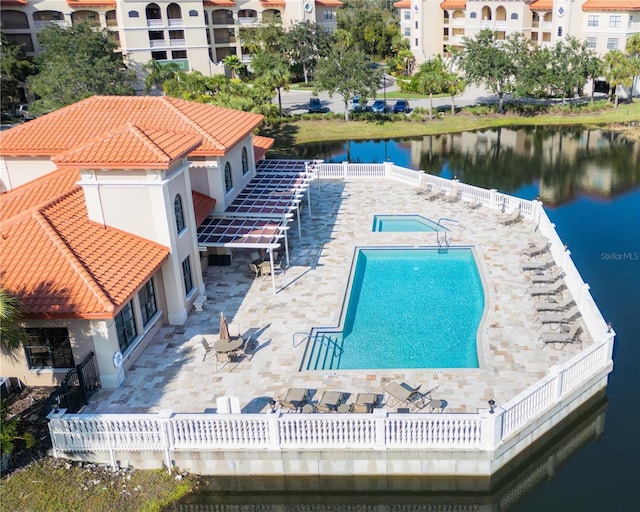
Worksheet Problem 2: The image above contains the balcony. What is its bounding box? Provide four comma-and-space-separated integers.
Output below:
149, 39, 166, 48
168, 18, 183, 28
147, 19, 163, 28
238, 16, 258, 25
169, 39, 186, 47
34, 20, 67, 29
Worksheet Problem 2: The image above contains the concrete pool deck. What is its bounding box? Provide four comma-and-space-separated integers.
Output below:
83, 177, 588, 415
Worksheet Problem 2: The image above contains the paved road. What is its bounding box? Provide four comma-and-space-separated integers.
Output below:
279, 79, 496, 116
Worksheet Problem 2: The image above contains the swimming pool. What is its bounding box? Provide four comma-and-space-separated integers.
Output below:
372, 214, 445, 232
301, 247, 484, 370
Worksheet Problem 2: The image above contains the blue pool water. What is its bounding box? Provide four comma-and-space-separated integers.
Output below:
372, 214, 444, 232
303, 248, 484, 370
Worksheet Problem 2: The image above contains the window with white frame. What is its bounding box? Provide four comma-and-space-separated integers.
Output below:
242, 147, 249, 175
115, 302, 138, 353
24, 328, 74, 369
607, 38, 619, 50
182, 256, 194, 296
587, 15, 598, 27
404, 11, 410, 20
586, 37, 597, 49
404, 28, 410, 37
609, 15, 621, 28
139, 280, 158, 327
224, 162, 233, 192
174, 194, 185, 234
323, 10, 332, 20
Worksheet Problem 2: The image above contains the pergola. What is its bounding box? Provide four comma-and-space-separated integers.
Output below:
196, 160, 316, 293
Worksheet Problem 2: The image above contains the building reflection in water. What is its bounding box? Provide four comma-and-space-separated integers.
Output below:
294, 127, 640, 207
166, 393, 607, 511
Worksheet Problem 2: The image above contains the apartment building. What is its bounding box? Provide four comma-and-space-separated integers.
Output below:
395, 0, 640, 64
0, 0, 342, 76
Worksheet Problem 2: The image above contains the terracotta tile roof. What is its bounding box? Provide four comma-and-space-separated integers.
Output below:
582, 0, 640, 11
440, 0, 466, 9
0, 0, 27, 5
0, 169, 169, 319
53, 123, 203, 170
203, 0, 235, 6
252, 135, 275, 162
0, 96, 264, 159
529, 0, 554, 10
393, 0, 411, 9
260, 0, 286, 6
65, 0, 116, 6
192, 190, 217, 226
315, 0, 343, 6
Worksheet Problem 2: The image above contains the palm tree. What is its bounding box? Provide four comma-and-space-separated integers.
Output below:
143, 59, 180, 93
250, 51, 291, 117
414, 57, 447, 119
604, 50, 633, 108
0, 287, 26, 354
626, 34, 640, 100
223, 55, 245, 80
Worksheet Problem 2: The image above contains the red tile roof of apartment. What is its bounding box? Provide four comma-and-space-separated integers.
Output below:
529, 0, 554, 9
0, 0, 28, 5
253, 135, 275, 163
315, 0, 343, 6
192, 190, 217, 226
0, 168, 169, 319
0, 96, 265, 159
393, 0, 411, 8
440, 0, 466, 9
203, 0, 235, 7
53, 123, 203, 170
65, 0, 116, 6
582, 0, 640, 10
260, 0, 286, 6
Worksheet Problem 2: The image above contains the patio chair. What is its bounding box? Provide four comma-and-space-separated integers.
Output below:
232, 335, 253, 361
528, 280, 566, 297
538, 306, 580, 325
215, 351, 236, 372
521, 242, 550, 258
200, 337, 215, 362
529, 269, 565, 284
499, 206, 521, 226
540, 320, 584, 348
423, 185, 442, 201
534, 296, 575, 312
248, 262, 260, 278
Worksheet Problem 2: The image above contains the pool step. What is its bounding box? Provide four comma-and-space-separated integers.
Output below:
304, 332, 344, 370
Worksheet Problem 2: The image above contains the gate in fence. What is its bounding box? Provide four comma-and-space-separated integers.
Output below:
45, 352, 100, 414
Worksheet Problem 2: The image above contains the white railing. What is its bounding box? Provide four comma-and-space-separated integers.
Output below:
47, 163, 615, 473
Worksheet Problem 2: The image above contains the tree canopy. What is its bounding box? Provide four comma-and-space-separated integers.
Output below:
0, 34, 36, 112
27, 22, 135, 114
313, 47, 382, 120
0, 287, 26, 355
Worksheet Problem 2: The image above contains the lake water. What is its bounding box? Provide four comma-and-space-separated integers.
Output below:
170, 127, 640, 511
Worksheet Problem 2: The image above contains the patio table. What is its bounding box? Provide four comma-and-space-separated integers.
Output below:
213, 338, 243, 353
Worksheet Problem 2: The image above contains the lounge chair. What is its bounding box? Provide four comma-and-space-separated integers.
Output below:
522, 258, 554, 271
444, 185, 460, 202
540, 320, 584, 348
465, 197, 482, 210
278, 400, 299, 413
529, 269, 565, 284
521, 242, 550, 258
350, 393, 379, 413
527, 280, 566, 297
538, 306, 580, 325
533, 296, 575, 312
499, 206, 521, 226
424, 186, 442, 201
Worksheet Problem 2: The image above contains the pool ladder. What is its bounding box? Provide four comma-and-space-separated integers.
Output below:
437, 229, 452, 249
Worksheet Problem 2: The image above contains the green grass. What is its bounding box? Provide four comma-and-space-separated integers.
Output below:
262, 101, 640, 148
0, 459, 195, 512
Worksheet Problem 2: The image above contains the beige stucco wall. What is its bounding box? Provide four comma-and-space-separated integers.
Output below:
0, 156, 58, 192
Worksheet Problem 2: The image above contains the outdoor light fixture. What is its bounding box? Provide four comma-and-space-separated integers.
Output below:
607, 322, 613, 333
488, 399, 496, 414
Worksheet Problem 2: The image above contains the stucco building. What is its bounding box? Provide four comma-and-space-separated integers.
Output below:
0, 96, 274, 389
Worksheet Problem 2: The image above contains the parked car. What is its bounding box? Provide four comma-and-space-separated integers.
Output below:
372, 99, 387, 114
393, 99, 410, 113
308, 97, 323, 113
349, 95, 364, 112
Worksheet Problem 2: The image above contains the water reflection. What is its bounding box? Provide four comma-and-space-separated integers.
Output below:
292, 127, 640, 206
166, 394, 607, 510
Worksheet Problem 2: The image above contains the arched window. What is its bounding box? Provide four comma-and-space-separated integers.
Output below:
128, 10, 139, 18
241, 147, 249, 175
145, 3, 161, 21
174, 194, 185, 233
470, 12, 477, 19
167, 3, 182, 22
481, 6, 491, 21
511, 13, 518, 20
224, 162, 233, 192
189, 10, 198, 17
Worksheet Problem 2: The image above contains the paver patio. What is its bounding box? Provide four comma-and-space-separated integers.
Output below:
83, 177, 587, 415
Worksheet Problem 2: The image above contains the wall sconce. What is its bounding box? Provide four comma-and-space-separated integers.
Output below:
607, 322, 613, 333
488, 399, 496, 414
564, 244, 569, 251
